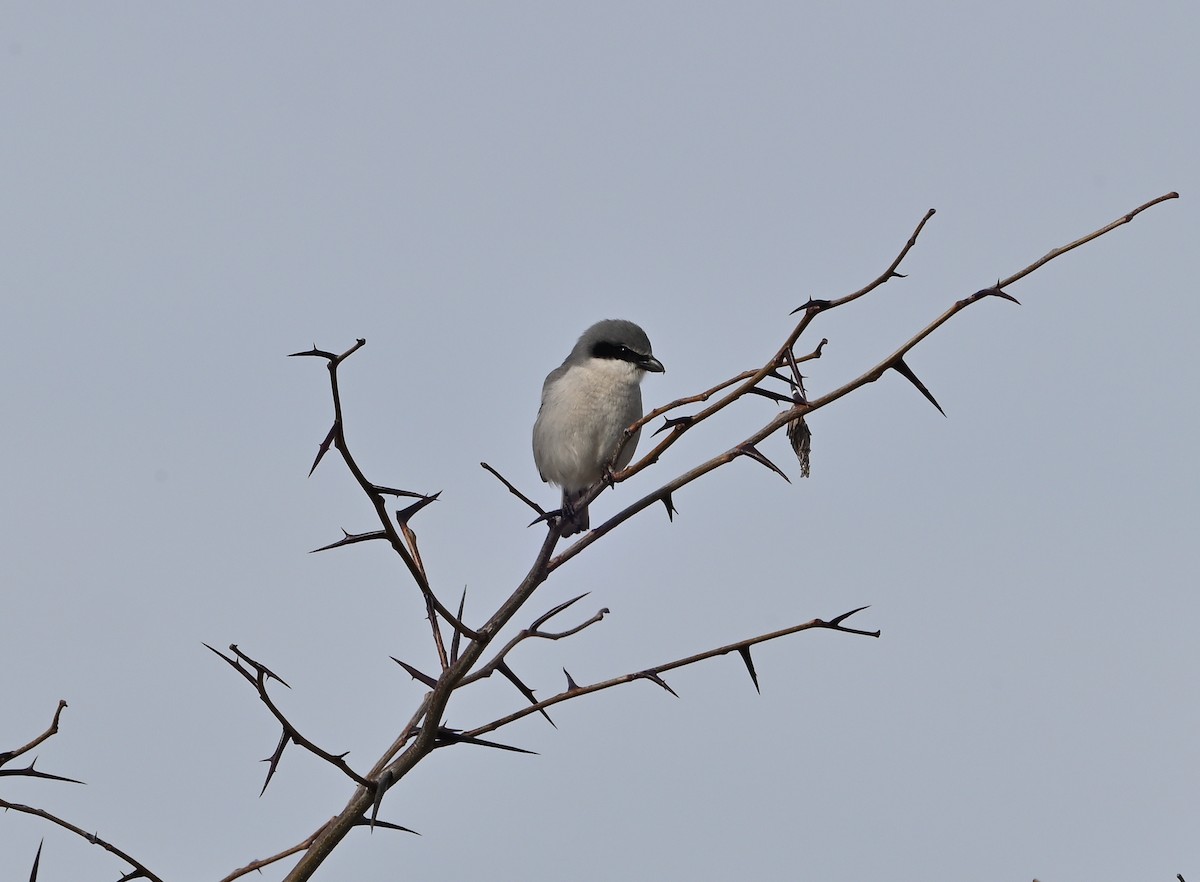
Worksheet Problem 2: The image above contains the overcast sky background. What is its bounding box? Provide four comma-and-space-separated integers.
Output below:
2, 4, 1196, 881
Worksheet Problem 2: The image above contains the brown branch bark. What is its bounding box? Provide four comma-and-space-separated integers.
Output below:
0, 700, 68, 767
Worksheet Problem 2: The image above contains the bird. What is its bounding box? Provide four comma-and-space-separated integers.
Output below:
533, 319, 665, 536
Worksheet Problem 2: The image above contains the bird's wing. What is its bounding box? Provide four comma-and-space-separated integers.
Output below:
539, 362, 571, 408
533, 361, 573, 483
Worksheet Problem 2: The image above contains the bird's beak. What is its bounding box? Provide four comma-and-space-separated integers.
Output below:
640, 355, 665, 373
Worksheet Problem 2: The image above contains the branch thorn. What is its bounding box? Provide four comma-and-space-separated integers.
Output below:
369, 769, 395, 830
396, 492, 441, 527
660, 492, 678, 522
789, 297, 833, 315
653, 415, 694, 436
259, 731, 290, 796
29, 838, 44, 881
308, 424, 338, 476
635, 671, 679, 698
430, 727, 538, 754
450, 586, 468, 664
891, 357, 945, 416
748, 386, 794, 404
390, 658, 438, 689
738, 443, 791, 483
737, 646, 761, 694
530, 593, 590, 629
498, 662, 555, 728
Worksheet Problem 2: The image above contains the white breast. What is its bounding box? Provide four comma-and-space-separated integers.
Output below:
533, 358, 645, 493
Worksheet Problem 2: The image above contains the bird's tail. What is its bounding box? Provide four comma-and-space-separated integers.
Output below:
561, 489, 589, 537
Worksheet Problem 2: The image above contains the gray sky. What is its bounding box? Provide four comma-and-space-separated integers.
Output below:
2, 4, 1195, 880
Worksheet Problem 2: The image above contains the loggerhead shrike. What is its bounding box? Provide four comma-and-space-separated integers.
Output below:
533, 319, 665, 537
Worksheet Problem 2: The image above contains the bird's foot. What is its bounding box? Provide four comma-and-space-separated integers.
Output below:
558, 497, 587, 536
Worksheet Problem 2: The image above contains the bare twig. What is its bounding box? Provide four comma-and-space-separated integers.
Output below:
204, 643, 371, 790
465, 607, 879, 738
0, 702, 82, 786
481, 461, 546, 516
290, 339, 479, 642
1, 704, 162, 877
794, 208, 937, 312
217, 817, 415, 882
460, 593, 608, 688
0, 701, 68, 768
219, 825, 326, 882
0, 799, 165, 882
998, 191, 1178, 288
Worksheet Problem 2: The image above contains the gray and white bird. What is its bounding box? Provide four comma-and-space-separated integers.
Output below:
533, 319, 665, 536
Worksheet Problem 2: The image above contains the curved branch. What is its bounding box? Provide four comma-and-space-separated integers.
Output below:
0, 799, 165, 882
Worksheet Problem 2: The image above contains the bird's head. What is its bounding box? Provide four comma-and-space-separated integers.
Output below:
576, 319, 665, 374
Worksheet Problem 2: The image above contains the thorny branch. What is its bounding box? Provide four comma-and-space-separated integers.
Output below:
460, 592, 610, 689
249, 192, 1183, 882
275, 194, 1180, 882
216, 817, 415, 882
288, 338, 479, 645
0, 701, 67, 769
465, 606, 880, 737
6, 193, 1177, 880
202, 643, 372, 792
0, 799, 167, 882
1, 703, 162, 882
551, 192, 1180, 570
0, 701, 81, 787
